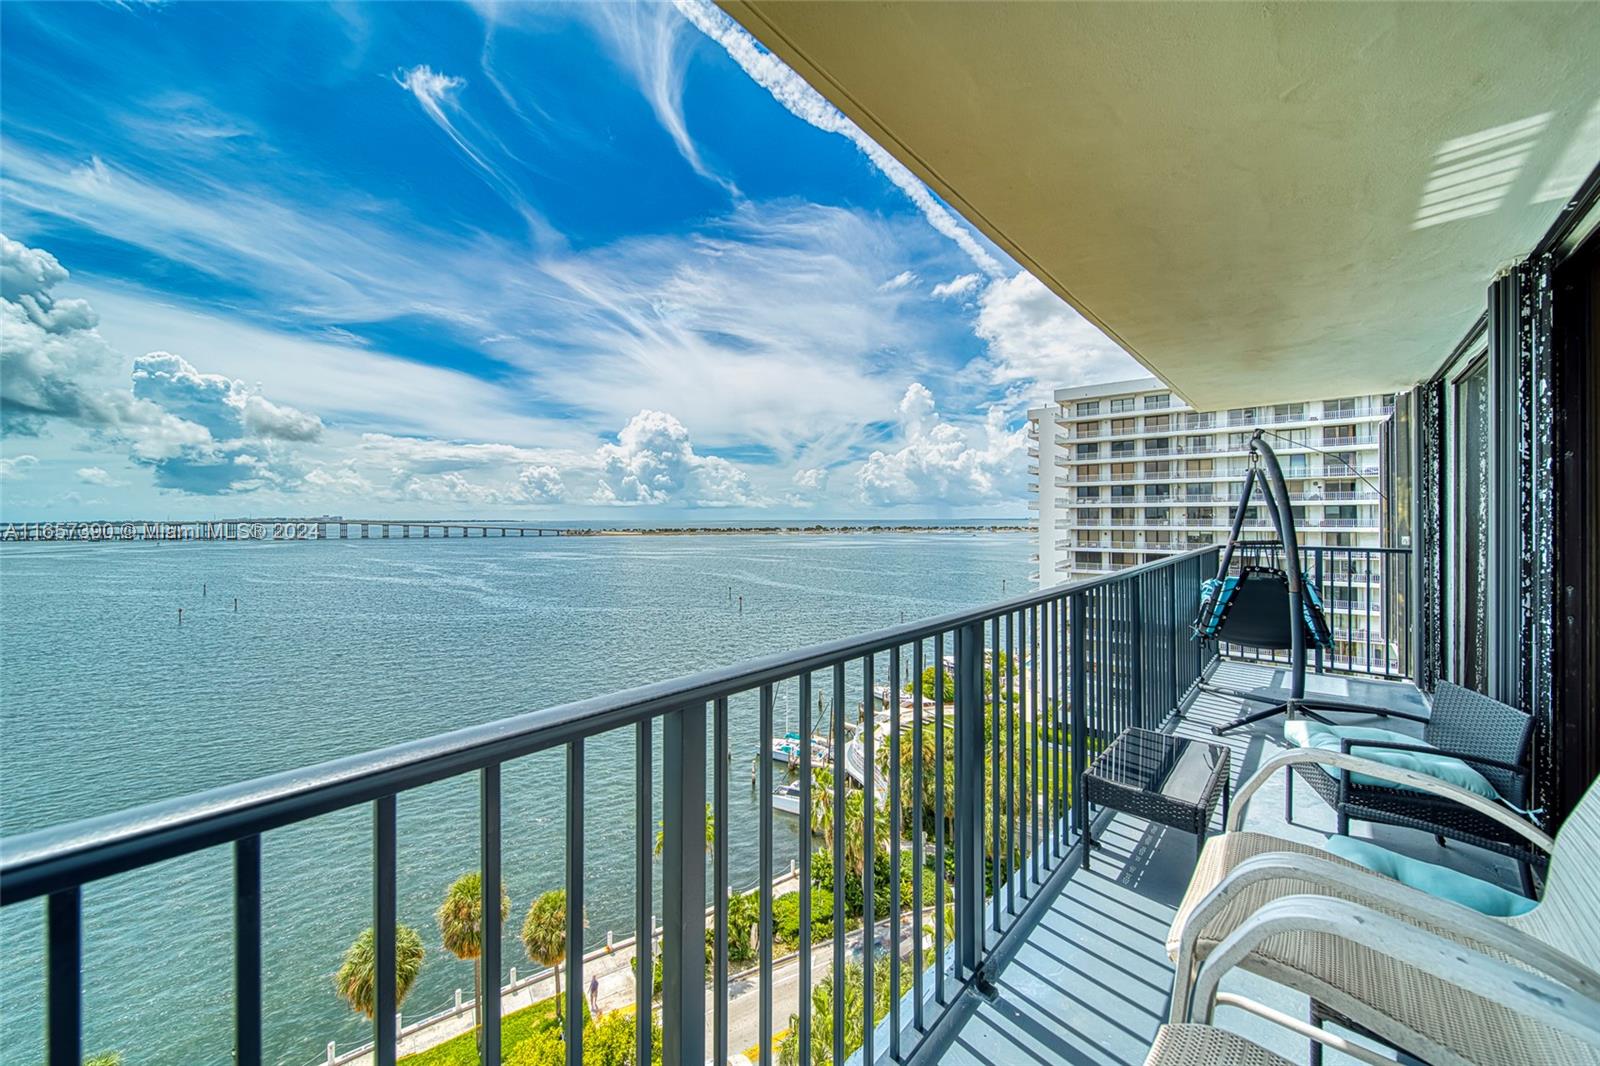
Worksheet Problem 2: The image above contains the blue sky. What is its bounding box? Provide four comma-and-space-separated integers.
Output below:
0, 1, 1137, 519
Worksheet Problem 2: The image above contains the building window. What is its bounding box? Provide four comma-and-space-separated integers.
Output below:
1109, 397, 1135, 413
1110, 441, 1135, 458
1185, 459, 1214, 477
1145, 507, 1168, 523
1143, 392, 1171, 409
1079, 508, 1100, 522
1110, 484, 1136, 499
1076, 442, 1099, 459
1145, 415, 1172, 434
1228, 406, 1258, 426
1146, 437, 1171, 454
1271, 402, 1306, 422
1187, 508, 1214, 524
1110, 417, 1136, 435
1076, 486, 1101, 500
1228, 432, 1252, 450
1075, 401, 1100, 416
1145, 461, 1172, 479
1110, 463, 1137, 481
1324, 397, 1358, 418
1145, 485, 1171, 500
1188, 435, 1213, 452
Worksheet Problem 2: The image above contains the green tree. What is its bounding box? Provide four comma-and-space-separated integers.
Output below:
333, 925, 425, 1020
777, 954, 912, 1066
84, 1055, 121, 1066
437, 872, 511, 1051
522, 889, 586, 1026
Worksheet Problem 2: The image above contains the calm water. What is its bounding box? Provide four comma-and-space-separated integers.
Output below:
0, 531, 1032, 1066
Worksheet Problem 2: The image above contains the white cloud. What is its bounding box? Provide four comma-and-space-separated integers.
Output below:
596, 409, 754, 506
792, 466, 828, 491
577, 3, 738, 196
393, 65, 557, 245
857, 384, 1027, 505
971, 272, 1139, 402
75, 466, 118, 486
931, 273, 980, 299
880, 270, 917, 291
0, 454, 39, 480
674, 0, 1004, 278
1, 234, 321, 494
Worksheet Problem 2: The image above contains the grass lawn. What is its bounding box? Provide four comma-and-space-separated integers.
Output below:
399, 997, 562, 1066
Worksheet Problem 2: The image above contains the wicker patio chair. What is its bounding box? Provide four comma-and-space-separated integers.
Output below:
1285, 680, 1540, 892
1166, 749, 1600, 1065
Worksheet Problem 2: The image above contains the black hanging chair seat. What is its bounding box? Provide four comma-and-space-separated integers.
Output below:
1195, 566, 1334, 651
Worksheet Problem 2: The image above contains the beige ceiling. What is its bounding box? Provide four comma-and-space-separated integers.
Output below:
721, 1, 1600, 408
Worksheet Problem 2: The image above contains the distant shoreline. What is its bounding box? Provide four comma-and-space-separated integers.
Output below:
0, 519, 1032, 545
575, 524, 1031, 537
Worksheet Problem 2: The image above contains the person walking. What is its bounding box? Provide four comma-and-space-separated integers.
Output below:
589, 972, 600, 1018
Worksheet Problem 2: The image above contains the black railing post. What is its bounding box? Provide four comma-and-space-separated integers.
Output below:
564, 741, 584, 1065
953, 622, 984, 981
374, 797, 397, 1066
1313, 548, 1326, 675
480, 767, 501, 1066
1070, 595, 1087, 837
234, 835, 262, 1066
661, 705, 705, 1066
46, 887, 80, 1066
634, 721, 653, 1066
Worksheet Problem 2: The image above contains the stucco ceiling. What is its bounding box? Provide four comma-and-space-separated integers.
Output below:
722, 1, 1600, 408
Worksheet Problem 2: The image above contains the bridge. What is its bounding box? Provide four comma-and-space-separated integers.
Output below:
0, 517, 577, 543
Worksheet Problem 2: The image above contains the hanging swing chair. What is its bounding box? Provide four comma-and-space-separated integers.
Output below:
1194, 430, 1381, 735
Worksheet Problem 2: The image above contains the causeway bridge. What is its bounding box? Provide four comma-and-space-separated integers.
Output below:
0, 517, 577, 543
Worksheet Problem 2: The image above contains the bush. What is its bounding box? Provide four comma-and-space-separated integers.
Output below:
505, 1005, 659, 1066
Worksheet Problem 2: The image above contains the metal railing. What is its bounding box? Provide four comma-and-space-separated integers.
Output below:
1220, 545, 1411, 680
0, 550, 1219, 1066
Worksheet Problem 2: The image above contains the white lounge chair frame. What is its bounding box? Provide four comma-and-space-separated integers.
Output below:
1167, 747, 1600, 1065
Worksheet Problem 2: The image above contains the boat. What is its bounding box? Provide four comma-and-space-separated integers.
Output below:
771, 782, 803, 816
769, 731, 831, 767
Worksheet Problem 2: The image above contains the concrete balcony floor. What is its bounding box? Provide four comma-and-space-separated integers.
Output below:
936, 661, 1522, 1066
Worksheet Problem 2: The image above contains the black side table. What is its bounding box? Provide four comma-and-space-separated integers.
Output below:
1081, 728, 1231, 869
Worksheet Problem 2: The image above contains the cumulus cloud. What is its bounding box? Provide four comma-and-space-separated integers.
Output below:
0, 454, 39, 480
343, 433, 569, 505
596, 409, 753, 506
132, 352, 323, 443
1, 234, 321, 494
792, 467, 828, 492
856, 384, 1027, 505
675, 0, 1004, 278
931, 273, 980, 299
970, 272, 1140, 403
75, 466, 118, 486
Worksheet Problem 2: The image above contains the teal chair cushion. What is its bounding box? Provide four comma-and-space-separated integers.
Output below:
1284, 720, 1500, 801
1324, 835, 1537, 916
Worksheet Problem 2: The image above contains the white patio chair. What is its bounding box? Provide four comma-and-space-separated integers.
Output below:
1163, 748, 1600, 1065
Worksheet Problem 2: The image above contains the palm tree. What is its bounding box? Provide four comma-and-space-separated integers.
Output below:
438, 872, 510, 1050
809, 766, 837, 845
653, 801, 715, 856
334, 925, 425, 1021
521, 888, 586, 1025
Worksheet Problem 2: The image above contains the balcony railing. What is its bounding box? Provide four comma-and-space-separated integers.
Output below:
1224, 545, 1411, 679
0, 550, 1220, 1066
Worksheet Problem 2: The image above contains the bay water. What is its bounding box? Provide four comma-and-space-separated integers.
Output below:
0, 529, 1032, 1065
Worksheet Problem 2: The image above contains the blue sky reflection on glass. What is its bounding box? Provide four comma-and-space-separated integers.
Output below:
0, 0, 1138, 519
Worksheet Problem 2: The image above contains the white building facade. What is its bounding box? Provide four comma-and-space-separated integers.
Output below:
1028, 377, 1399, 670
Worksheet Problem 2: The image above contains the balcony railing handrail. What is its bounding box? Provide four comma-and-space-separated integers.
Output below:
5, 545, 1224, 1066
0, 546, 1214, 904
